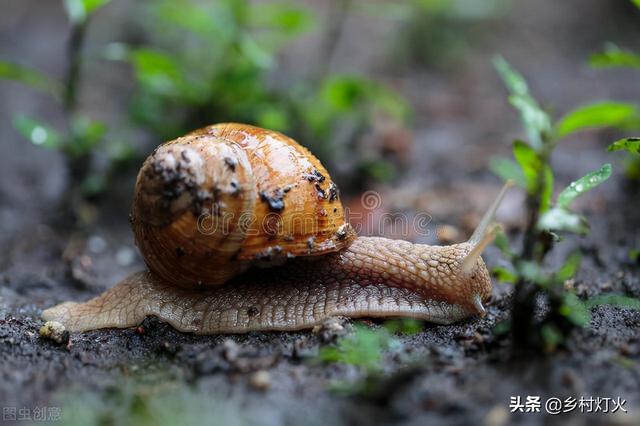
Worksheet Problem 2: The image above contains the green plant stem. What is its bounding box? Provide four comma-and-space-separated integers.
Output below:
61, 19, 91, 228
511, 145, 553, 351
64, 20, 87, 113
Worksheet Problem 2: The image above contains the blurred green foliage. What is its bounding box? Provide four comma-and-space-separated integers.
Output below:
380, 0, 511, 69
0, 0, 134, 217
0, 62, 62, 99
64, 0, 111, 24
1, 0, 414, 214
318, 324, 394, 372
107, 0, 409, 186
314, 319, 423, 396
590, 0, 640, 179
609, 137, 640, 179
590, 43, 640, 69
317, 320, 421, 373
489, 57, 640, 353
56, 380, 252, 426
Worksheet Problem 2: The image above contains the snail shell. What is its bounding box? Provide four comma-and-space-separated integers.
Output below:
131, 123, 356, 288
42, 124, 510, 334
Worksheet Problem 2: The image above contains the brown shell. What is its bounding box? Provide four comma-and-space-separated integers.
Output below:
131, 123, 356, 288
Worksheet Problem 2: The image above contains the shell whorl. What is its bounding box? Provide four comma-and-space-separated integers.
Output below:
131, 123, 356, 288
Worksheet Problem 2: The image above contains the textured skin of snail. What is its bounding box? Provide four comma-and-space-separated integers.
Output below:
42, 123, 494, 334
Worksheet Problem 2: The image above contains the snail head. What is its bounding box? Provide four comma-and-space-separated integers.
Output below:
415, 181, 512, 317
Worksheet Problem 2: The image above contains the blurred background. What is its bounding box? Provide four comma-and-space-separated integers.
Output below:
2, 0, 638, 241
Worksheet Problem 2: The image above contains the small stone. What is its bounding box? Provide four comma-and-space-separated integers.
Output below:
39, 321, 70, 345
484, 405, 508, 426
312, 317, 349, 343
437, 224, 461, 244
249, 370, 271, 391
222, 339, 240, 362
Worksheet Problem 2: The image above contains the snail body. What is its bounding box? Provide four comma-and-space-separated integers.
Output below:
43, 123, 507, 334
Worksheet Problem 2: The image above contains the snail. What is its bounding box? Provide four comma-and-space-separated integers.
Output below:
42, 123, 509, 334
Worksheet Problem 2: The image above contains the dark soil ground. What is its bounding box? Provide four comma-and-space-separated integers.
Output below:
1, 0, 640, 425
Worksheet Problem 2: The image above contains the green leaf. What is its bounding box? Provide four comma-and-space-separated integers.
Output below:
585, 294, 640, 310
318, 324, 390, 372
154, 0, 217, 37
560, 293, 591, 326
541, 324, 563, 352
0, 61, 61, 99
489, 156, 526, 187
608, 137, 640, 154
512, 142, 553, 212
492, 266, 517, 284
512, 140, 540, 193
541, 164, 554, 213
556, 251, 582, 281
64, 0, 111, 23
556, 102, 638, 138
556, 164, 612, 208
13, 115, 62, 150
130, 49, 184, 96
590, 43, 640, 69
538, 207, 589, 234
517, 261, 547, 285
384, 319, 422, 335
322, 77, 370, 111
508, 95, 552, 148
239, 36, 275, 69
68, 116, 106, 157
251, 3, 314, 35
319, 76, 408, 120
633, 0, 640, 10
256, 107, 290, 132
493, 55, 529, 96
494, 56, 551, 148
509, 143, 551, 212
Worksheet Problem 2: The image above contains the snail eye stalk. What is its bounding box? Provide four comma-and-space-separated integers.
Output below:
462, 223, 501, 274
461, 180, 512, 274
467, 180, 513, 246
